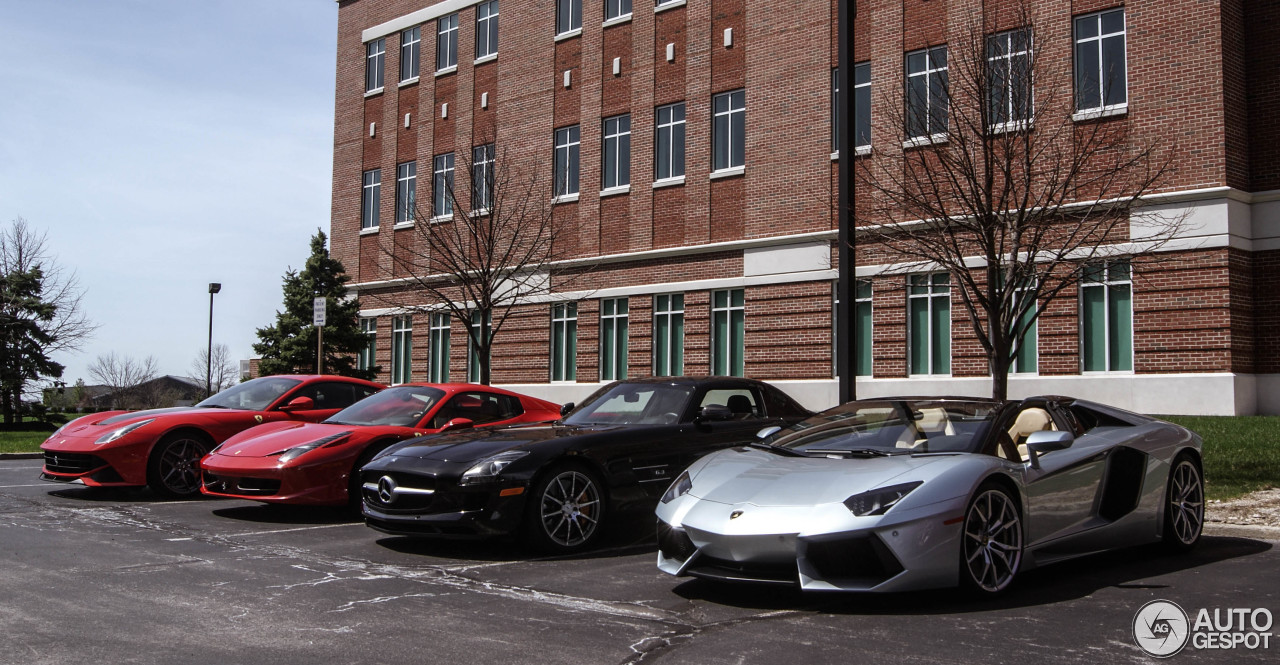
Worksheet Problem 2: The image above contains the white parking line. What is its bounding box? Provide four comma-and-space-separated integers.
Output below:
234, 523, 363, 538
0, 466, 43, 471
0, 484, 54, 489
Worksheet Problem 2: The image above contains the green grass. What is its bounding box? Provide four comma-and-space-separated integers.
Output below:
0, 423, 57, 454
1162, 415, 1280, 501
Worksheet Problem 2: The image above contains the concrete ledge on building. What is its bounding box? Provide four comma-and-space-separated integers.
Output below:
710, 166, 744, 180
653, 176, 685, 189
655, 0, 687, 14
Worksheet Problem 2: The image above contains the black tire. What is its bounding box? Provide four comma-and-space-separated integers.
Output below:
524, 463, 607, 553
1162, 453, 1204, 552
347, 440, 396, 509
147, 432, 213, 498
959, 481, 1023, 597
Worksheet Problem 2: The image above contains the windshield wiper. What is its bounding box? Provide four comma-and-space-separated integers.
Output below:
804, 448, 899, 457
747, 441, 806, 456
200, 404, 230, 409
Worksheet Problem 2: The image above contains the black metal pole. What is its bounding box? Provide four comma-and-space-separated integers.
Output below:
836, 0, 857, 403
207, 283, 221, 396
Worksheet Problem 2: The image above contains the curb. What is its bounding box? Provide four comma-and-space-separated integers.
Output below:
1204, 522, 1280, 541
0, 453, 42, 460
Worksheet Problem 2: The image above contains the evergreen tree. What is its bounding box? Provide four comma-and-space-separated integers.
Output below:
253, 230, 375, 380
0, 266, 64, 423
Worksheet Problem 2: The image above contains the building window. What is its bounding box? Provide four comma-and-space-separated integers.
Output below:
655, 102, 686, 181
602, 114, 631, 190
365, 38, 385, 92
988, 28, 1032, 129
908, 273, 950, 375
395, 161, 416, 224
1010, 282, 1038, 374
550, 303, 577, 382
557, 0, 581, 35
1074, 8, 1126, 113
433, 153, 454, 218
653, 294, 684, 377
712, 90, 745, 172
905, 46, 948, 140
600, 298, 629, 381
358, 318, 377, 372
553, 125, 580, 198
605, 0, 631, 21
472, 144, 495, 213
400, 27, 420, 81
437, 13, 459, 71
855, 279, 872, 376
391, 315, 412, 385
361, 169, 380, 229
476, 0, 498, 59
428, 312, 450, 383
853, 63, 871, 149
710, 289, 745, 377
468, 310, 491, 383
1081, 260, 1132, 372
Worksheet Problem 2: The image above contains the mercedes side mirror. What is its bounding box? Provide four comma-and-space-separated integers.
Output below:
560, 402, 575, 417
1025, 430, 1074, 469
697, 404, 733, 423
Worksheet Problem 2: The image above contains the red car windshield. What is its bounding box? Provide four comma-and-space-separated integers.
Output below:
324, 386, 446, 427
197, 377, 301, 411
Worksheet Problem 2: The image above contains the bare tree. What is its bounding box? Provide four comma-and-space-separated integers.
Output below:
188, 343, 237, 399
0, 217, 96, 423
375, 140, 586, 384
853, 3, 1182, 400
88, 352, 159, 410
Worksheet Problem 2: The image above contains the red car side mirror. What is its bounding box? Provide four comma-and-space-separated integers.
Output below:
441, 417, 474, 432
279, 396, 315, 413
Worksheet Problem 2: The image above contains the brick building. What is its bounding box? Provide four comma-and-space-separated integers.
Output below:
330, 0, 1280, 415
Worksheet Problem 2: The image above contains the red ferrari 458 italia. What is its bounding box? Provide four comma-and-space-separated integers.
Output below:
40, 375, 384, 498
199, 383, 562, 506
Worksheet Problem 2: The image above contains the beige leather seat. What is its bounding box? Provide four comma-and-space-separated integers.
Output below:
1008, 407, 1056, 460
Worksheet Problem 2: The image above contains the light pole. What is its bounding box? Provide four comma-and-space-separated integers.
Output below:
836, 0, 857, 402
207, 283, 221, 397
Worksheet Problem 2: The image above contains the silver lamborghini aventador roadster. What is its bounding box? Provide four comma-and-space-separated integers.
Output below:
655, 396, 1204, 595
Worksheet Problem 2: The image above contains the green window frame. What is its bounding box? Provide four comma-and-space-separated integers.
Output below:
358, 318, 377, 372
600, 298, 629, 381
1081, 260, 1132, 372
854, 279, 873, 376
710, 289, 745, 377
467, 310, 491, 383
908, 274, 950, 375
391, 315, 413, 385
1011, 283, 1038, 374
653, 294, 685, 377
428, 312, 450, 383
550, 303, 577, 382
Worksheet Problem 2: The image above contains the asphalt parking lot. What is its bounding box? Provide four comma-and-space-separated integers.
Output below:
0, 459, 1276, 665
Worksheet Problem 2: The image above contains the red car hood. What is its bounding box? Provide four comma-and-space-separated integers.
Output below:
212, 422, 368, 458
58, 407, 238, 436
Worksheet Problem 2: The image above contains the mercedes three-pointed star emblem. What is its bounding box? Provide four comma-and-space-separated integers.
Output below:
377, 475, 397, 504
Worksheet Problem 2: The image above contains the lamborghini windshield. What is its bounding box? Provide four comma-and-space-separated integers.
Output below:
769, 399, 1000, 455
324, 386, 446, 427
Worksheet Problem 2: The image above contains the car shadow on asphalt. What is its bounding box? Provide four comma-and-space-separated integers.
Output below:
670, 536, 1272, 614
210, 503, 361, 525
46, 486, 215, 503
372, 512, 661, 563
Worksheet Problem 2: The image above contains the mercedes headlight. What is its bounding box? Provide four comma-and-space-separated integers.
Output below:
843, 481, 923, 516
660, 471, 692, 504
460, 451, 529, 484
95, 419, 155, 445
274, 431, 353, 464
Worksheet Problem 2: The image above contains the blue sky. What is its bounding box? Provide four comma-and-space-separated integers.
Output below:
0, 1, 340, 386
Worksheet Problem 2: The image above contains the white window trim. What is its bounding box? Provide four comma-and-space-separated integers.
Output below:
599, 298, 630, 381
712, 90, 746, 173
600, 185, 631, 198
430, 214, 453, 224
655, 0, 686, 13
1072, 104, 1128, 122
360, 227, 379, 236
553, 193, 580, 204
474, 53, 497, 66
652, 293, 685, 376
603, 13, 632, 28
907, 274, 952, 378
902, 133, 948, 149
435, 65, 458, 77
652, 176, 685, 189
394, 221, 415, 230
710, 166, 745, 179
905, 46, 948, 142
364, 88, 384, 98
1079, 261, 1134, 374
709, 289, 745, 377
986, 29, 1034, 132
398, 77, 419, 88
550, 303, 578, 384
1009, 283, 1039, 376
555, 28, 582, 41
989, 120, 1033, 135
